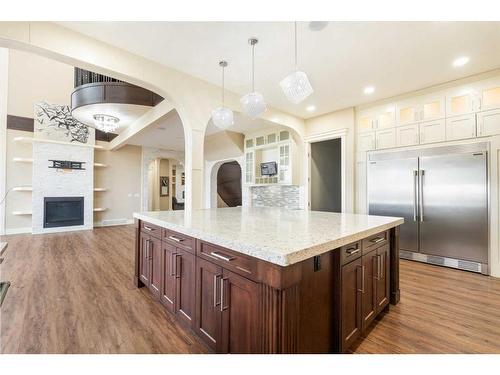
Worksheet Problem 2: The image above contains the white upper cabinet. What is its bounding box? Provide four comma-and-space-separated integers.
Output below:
396, 98, 420, 125
357, 131, 376, 152
396, 124, 419, 147
357, 109, 377, 133
375, 105, 396, 129
477, 108, 500, 137
475, 77, 500, 112
445, 114, 476, 141
376, 128, 396, 150
396, 93, 445, 125
446, 87, 476, 117
419, 119, 446, 144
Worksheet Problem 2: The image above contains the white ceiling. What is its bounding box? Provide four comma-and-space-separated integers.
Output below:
59, 22, 500, 119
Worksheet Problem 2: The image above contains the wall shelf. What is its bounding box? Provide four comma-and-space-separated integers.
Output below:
93, 208, 107, 212
14, 136, 104, 149
94, 163, 108, 168
12, 186, 33, 192
93, 188, 108, 192
12, 211, 32, 215
13, 157, 34, 163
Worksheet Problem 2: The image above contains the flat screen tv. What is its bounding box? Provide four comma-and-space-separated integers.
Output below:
261, 161, 278, 176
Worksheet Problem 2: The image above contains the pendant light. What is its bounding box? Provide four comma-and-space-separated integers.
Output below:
280, 22, 314, 104
240, 37, 267, 119
93, 114, 120, 133
211, 60, 234, 130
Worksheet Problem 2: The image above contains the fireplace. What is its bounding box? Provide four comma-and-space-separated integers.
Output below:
44, 197, 84, 228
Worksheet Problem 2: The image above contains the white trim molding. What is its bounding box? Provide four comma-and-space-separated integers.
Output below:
0, 48, 9, 235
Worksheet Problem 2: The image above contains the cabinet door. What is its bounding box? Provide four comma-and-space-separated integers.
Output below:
139, 233, 150, 285
279, 144, 291, 184
175, 248, 196, 328
195, 257, 223, 351
396, 124, 419, 147
446, 114, 476, 141
446, 90, 475, 117
477, 79, 500, 111
477, 108, 500, 137
220, 269, 261, 354
149, 236, 162, 299
341, 258, 362, 352
396, 99, 420, 125
361, 251, 377, 332
375, 128, 396, 149
419, 119, 446, 144
376, 106, 396, 129
160, 243, 176, 313
357, 112, 376, 133
376, 245, 390, 313
357, 131, 375, 152
245, 151, 254, 184
421, 94, 445, 121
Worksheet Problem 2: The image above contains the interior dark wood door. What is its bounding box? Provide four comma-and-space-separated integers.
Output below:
361, 250, 377, 332
139, 233, 150, 285
175, 248, 196, 328
376, 244, 390, 313
220, 269, 261, 354
195, 257, 222, 351
149, 236, 162, 299
341, 258, 362, 352
160, 243, 176, 313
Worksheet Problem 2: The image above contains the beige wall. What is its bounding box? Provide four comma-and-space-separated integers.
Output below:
94, 143, 142, 225
159, 158, 170, 210
204, 131, 244, 162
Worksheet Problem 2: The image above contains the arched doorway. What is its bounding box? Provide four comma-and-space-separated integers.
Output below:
216, 161, 242, 207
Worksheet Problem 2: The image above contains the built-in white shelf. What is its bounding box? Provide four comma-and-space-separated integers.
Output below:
12, 210, 32, 215
12, 186, 33, 192
93, 208, 107, 212
14, 136, 104, 149
94, 163, 108, 168
13, 157, 34, 163
93, 188, 108, 192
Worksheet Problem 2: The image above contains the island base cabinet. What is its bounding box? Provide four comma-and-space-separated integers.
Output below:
361, 250, 378, 332
376, 245, 390, 311
195, 258, 261, 353
160, 243, 176, 313
340, 257, 362, 352
139, 232, 162, 299
175, 248, 196, 327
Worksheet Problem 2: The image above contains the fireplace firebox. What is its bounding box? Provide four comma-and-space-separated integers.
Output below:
44, 197, 84, 228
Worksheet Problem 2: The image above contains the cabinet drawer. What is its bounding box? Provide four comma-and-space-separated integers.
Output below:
162, 228, 194, 253
340, 241, 362, 265
362, 231, 389, 255
197, 241, 257, 277
140, 221, 162, 239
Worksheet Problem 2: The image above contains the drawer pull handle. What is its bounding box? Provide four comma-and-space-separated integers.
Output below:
345, 247, 360, 255
370, 237, 385, 244
143, 225, 155, 231
168, 235, 184, 243
210, 251, 235, 262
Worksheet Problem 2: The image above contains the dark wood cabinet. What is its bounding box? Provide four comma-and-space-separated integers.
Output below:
195, 257, 222, 351
139, 232, 161, 299
160, 243, 176, 313
220, 269, 261, 354
361, 249, 377, 331
175, 248, 196, 327
139, 232, 150, 285
340, 257, 362, 352
375, 244, 390, 312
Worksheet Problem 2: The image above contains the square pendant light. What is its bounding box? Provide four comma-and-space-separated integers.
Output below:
280, 70, 314, 104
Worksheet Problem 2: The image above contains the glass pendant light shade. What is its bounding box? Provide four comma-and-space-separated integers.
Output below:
211, 106, 234, 129
93, 114, 120, 133
280, 70, 313, 104
281, 22, 314, 104
240, 92, 267, 119
211, 60, 234, 130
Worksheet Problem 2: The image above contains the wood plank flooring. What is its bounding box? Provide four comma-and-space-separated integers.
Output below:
1, 225, 500, 353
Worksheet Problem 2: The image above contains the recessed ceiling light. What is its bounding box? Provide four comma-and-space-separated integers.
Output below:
306, 105, 316, 112
452, 56, 470, 67
308, 22, 329, 31
364, 86, 375, 95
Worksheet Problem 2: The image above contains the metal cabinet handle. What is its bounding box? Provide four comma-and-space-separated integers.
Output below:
374, 255, 380, 281
357, 265, 365, 293
379, 255, 384, 279
413, 170, 418, 221
213, 275, 221, 307
346, 247, 360, 255
170, 252, 176, 276
210, 251, 235, 262
370, 237, 385, 244
220, 277, 229, 312
145, 239, 151, 260
419, 170, 425, 222
168, 235, 184, 243
143, 225, 154, 231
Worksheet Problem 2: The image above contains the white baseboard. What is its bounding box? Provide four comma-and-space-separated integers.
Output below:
94, 218, 134, 227
5, 227, 32, 235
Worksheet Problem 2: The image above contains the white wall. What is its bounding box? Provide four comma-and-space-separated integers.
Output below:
0, 48, 8, 235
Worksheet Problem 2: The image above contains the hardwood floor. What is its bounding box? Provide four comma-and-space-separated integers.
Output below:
1, 226, 500, 354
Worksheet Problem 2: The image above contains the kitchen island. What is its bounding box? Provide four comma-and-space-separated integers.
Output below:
133, 207, 403, 353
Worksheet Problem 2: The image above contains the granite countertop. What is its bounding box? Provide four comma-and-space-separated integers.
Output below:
133, 207, 404, 267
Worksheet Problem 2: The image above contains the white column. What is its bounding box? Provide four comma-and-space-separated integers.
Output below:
0, 48, 9, 235
184, 127, 205, 212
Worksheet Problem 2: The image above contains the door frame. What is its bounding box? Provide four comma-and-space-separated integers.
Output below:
304, 128, 348, 213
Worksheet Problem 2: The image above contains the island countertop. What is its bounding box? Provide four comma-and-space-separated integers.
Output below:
133, 207, 403, 266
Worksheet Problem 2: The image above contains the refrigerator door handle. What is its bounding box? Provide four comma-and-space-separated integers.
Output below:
413, 170, 418, 221
419, 169, 425, 222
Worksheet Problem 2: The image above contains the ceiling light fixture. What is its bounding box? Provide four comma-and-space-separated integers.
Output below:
306, 105, 316, 112
93, 114, 120, 133
241, 38, 267, 119
452, 56, 470, 67
363, 86, 375, 95
308, 21, 329, 31
280, 22, 314, 104
211, 60, 234, 129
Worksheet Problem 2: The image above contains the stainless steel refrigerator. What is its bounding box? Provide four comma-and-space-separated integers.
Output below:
367, 142, 489, 274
